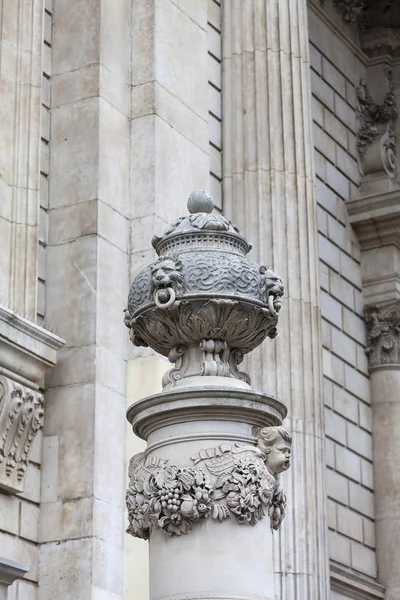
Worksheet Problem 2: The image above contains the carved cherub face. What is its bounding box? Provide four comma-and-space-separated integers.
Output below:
150, 257, 184, 294
265, 437, 291, 475
257, 426, 292, 476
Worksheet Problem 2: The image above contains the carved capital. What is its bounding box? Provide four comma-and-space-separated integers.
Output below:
365, 302, 400, 369
126, 427, 292, 539
0, 376, 44, 493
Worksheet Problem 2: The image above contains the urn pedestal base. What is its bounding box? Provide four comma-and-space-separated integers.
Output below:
127, 386, 286, 600
125, 192, 290, 600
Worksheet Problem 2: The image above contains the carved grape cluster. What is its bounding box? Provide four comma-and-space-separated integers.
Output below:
126, 461, 213, 538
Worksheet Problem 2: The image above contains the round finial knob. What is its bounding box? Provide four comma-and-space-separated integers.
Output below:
187, 190, 214, 214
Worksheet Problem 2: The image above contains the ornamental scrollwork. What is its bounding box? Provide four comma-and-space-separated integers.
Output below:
0, 376, 44, 493
356, 67, 398, 178
126, 426, 292, 539
365, 303, 400, 368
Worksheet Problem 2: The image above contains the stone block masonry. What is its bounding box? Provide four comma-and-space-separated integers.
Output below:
309, 3, 377, 581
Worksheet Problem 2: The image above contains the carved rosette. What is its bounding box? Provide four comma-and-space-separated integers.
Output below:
124, 191, 284, 387
126, 427, 292, 539
365, 303, 400, 368
0, 376, 44, 493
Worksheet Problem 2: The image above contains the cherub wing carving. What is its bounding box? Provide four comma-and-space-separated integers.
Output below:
203, 453, 236, 476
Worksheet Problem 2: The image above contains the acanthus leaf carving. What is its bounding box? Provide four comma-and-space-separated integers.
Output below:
365, 303, 400, 368
356, 66, 398, 178
0, 376, 44, 493
126, 427, 292, 539
130, 300, 279, 361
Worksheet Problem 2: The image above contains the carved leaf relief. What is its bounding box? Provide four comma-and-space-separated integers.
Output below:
0, 376, 44, 493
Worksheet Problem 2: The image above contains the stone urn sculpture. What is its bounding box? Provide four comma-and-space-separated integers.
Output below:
124, 190, 291, 600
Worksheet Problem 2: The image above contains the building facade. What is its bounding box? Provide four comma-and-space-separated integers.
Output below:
0, 0, 399, 599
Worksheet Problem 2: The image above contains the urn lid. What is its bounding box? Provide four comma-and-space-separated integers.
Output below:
151, 190, 251, 256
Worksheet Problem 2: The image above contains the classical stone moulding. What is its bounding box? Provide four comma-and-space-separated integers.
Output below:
124, 190, 284, 387
127, 387, 287, 440
356, 67, 398, 179
0, 305, 65, 388
126, 426, 291, 538
365, 302, 400, 368
0, 375, 44, 493
346, 190, 400, 251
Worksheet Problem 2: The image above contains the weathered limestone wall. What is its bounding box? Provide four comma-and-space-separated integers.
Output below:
308, 1, 380, 590
39, 0, 131, 597
0, 1, 53, 599
0, 431, 43, 600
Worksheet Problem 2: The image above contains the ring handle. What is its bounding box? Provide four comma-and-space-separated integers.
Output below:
268, 294, 278, 317
154, 287, 176, 309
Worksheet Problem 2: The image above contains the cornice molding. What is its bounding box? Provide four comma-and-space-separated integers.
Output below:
346, 189, 400, 250
0, 557, 28, 587
330, 561, 385, 599
0, 306, 64, 389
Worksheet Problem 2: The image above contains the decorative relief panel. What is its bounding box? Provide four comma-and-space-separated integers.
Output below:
365, 303, 400, 368
0, 376, 44, 493
356, 67, 398, 179
126, 426, 292, 539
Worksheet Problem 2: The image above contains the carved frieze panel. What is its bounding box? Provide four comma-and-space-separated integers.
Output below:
365, 302, 400, 368
0, 375, 44, 493
126, 426, 292, 539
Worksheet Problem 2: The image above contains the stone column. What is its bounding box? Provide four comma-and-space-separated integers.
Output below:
222, 2, 329, 598
347, 128, 400, 597
364, 304, 400, 600
125, 191, 291, 600
0, 558, 28, 600
0, 0, 44, 318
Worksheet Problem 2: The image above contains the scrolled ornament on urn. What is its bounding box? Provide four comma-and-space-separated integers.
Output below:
124, 190, 285, 387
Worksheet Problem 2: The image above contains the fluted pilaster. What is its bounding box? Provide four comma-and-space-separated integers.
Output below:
222, 2, 329, 598
0, 0, 44, 318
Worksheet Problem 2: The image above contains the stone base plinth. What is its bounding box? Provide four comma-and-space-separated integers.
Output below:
127, 385, 286, 600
